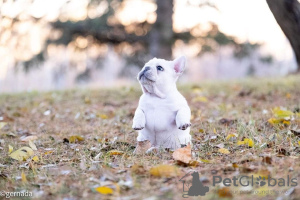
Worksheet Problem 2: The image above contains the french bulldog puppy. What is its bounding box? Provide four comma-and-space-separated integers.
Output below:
132, 56, 191, 152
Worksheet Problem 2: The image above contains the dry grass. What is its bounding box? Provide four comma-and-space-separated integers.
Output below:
0, 75, 300, 200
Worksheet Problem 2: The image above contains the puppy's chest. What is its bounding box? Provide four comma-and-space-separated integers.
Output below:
142, 101, 178, 132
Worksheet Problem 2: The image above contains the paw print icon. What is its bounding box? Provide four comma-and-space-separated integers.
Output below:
256, 176, 266, 186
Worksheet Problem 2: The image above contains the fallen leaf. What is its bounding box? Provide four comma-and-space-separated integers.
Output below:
21, 171, 27, 183
237, 138, 254, 148
268, 118, 290, 126
192, 96, 208, 103
262, 156, 272, 164
69, 135, 84, 143
99, 114, 108, 119
134, 140, 151, 155
131, 164, 146, 174
172, 144, 191, 164
218, 148, 230, 154
232, 163, 238, 168
226, 133, 237, 141
32, 156, 39, 162
108, 150, 124, 156
95, 186, 113, 195
0, 122, 7, 129
28, 140, 37, 151
272, 107, 293, 118
8, 145, 13, 154
9, 147, 34, 161
218, 187, 233, 198
44, 151, 53, 155
291, 129, 300, 137
219, 118, 237, 126
84, 97, 91, 104
149, 164, 180, 178
20, 136, 38, 142
200, 159, 211, 163
276, 148, 290, 156
188, 160, 200, 167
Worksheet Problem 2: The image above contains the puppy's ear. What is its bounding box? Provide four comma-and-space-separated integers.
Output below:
173, 56, 186, 75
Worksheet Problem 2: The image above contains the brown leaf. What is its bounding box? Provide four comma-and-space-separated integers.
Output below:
219, 118, 237, 126
262, 156, 272, 164
149, 164, 180, 178
172, 144, 192, 164
131, 164, 146, 175
218, 187, 233, 198
291, 129, 300, 137
276, 148, 290, 156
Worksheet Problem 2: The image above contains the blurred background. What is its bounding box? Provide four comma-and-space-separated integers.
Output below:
0, 0, 299, 93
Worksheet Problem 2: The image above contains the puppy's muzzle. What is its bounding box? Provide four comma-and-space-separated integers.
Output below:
139, 66, 151, 80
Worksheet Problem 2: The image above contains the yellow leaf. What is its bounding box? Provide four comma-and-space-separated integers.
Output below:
29, 140, 37, 151
298, 141, 300, 145
286, 93, 291, 99
232, 163, 238, 168
150, 164, 180, 178
200, 159, 211, 163
192, 96, 208, 103
268, 117, 280, 125
99, 114, 108, 119
192, 88, 202, 93
213, 128, 217, 134
69, 135, 84, 143
8, 145, 13, 154
226, 133, 237, 140
272, 107, 293, 118
95, 186, 113, 195
9, 147, 34, 161
188, 160, 200, 167
244, 138, 254, 147
84, 97, 91, 104
108, 150, 124, 156
32, 155, 39, 162
237, 138, 254, 148
0, 122, 7, 129
44, 151, 53, 155
218, 148, 230, 154
21, 171, 27, 183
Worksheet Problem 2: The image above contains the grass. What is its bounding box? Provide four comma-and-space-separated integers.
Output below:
0, 75, 300, 199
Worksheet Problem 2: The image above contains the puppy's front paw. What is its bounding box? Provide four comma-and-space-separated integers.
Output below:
178, 123, 191, 130
132, 121, 145, 130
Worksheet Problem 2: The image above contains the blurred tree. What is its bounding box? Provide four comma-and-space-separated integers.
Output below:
266, 0, 300, 72
0, 0, 264, 77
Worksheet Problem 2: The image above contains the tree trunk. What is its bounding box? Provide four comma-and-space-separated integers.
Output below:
266, 0, 300, 72
149, 0, 173, 60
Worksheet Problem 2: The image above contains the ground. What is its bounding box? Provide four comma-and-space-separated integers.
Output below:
0, 76, 300, 200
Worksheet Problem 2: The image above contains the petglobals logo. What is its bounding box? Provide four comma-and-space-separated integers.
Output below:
179, 171, 298, 198
213, 175, 298, 187
179, 171, 210, 198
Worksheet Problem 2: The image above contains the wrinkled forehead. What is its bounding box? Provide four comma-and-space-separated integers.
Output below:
144, 58, 171, 67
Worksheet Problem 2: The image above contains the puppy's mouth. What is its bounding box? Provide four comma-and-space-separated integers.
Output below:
139, 74, 155, 82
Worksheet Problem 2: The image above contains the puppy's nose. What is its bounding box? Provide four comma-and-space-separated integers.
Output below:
144, 66, 150, 71
139, 66, 151, 80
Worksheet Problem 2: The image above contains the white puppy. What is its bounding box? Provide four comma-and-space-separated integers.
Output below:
132, 56, 191, 152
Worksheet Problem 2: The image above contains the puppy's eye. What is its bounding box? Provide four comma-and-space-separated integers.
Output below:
157, 66, 164, 71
